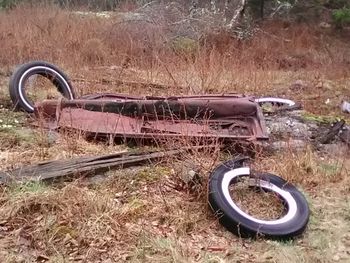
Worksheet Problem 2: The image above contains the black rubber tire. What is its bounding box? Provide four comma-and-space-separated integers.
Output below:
208, 159, 309, 239
9, 61, 75, 113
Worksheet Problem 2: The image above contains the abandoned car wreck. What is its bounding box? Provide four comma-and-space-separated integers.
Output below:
10, 60, 348, 240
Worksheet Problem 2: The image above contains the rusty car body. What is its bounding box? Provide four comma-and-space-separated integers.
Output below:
8, 61, 269, 142
34, 93, 269, 142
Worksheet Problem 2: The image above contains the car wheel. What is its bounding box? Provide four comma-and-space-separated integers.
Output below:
208, 158, 310, 239
9, 61, 75, 113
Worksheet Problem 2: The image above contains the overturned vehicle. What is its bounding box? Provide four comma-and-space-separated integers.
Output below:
7, 61, 309, 239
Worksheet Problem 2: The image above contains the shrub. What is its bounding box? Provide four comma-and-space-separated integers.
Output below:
326, 0, 350, 9
0, 0, 17, 9
332, 7, 350, 28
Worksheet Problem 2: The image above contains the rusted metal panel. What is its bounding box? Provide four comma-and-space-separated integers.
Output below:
34, 94, 269, 141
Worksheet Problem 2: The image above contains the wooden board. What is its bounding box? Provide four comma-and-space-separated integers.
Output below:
0, 149, 185, 184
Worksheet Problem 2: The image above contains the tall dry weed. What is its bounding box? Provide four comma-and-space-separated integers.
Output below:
1, 5, 349, 74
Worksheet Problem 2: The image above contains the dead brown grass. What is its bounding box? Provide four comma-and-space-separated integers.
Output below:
0, 6, 349, 75
1, 5, 349, 117
253, 145, 350, 188
0, 3, 350, 263
230, 180, 285, 220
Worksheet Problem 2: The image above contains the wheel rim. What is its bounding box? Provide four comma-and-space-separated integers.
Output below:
255, 97, 296, 107
18, 66, 73, 111
221, 167, 298, 225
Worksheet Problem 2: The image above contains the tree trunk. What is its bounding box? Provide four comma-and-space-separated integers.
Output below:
260, 0, 265, 19
228, 0, 247, 28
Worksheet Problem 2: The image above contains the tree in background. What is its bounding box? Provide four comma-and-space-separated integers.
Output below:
1, 0, 349, 29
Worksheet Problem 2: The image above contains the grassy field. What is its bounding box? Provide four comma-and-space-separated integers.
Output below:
0, 4, 350, 263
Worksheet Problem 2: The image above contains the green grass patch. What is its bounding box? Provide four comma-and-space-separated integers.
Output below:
301, 112, 347, 124
7, 181, 50, 196
137, 166, 172, 183
318, 163, 342, 177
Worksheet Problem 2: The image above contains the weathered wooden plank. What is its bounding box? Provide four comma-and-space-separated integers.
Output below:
0, 149, 186, 184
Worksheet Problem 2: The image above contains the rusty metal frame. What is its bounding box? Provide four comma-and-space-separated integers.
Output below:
34, 93, 269, 141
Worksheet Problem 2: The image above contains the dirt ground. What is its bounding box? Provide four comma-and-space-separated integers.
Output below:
0, 5, 350, 263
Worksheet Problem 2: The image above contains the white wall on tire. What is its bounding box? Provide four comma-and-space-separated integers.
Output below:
18, 66, 74, 111
255, 97, 296, 106
221, 167, 298, 226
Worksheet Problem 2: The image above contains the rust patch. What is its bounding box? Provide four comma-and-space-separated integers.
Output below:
34, 94, 268, 141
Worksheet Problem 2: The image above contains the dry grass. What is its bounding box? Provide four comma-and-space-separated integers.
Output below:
230, 180, 285, 221
0, 3, 350, 263
0, 5, 349, 109
253, 145, 350, 187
